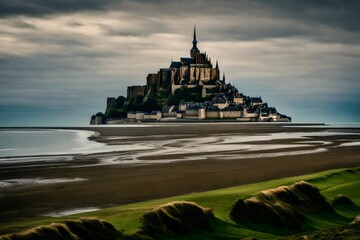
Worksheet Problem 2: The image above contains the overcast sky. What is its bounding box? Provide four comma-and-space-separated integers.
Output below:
0, 0, 359, 126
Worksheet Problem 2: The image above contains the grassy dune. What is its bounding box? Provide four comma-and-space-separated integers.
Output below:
229, 181, 334, 231
1, 167, 359, 239
0, 218, 125, 240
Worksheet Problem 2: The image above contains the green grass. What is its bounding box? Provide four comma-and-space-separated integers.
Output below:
1, 167, 360, 239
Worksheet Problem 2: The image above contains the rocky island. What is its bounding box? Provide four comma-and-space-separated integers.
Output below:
91, 26, 291, 124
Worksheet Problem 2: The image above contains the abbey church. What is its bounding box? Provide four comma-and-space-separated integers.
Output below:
127, 26, 226, 99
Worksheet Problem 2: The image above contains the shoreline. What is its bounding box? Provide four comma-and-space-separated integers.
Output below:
0, 123, 359, 226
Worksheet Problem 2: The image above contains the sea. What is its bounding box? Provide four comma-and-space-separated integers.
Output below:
0, 129, 105, 158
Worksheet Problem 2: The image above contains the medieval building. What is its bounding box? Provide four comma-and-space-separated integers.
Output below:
127, 25, 226, 99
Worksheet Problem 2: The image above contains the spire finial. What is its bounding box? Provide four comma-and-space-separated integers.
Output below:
193, 23, 197, 43
216, 60, 219, 69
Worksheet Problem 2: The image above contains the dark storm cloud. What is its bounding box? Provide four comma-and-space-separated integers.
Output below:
98, 24, 152, 38
261, 0, 360, 32
1, 0, 359, 43
111, 0, 360, 33
0, 0, 113, 17
1, 0, 359, 32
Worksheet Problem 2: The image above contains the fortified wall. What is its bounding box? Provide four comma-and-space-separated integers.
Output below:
127, 85, 146, 99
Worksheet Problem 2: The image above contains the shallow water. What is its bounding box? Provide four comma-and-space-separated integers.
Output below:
0, 129, 96, 157
41, 207, 101, 217
0, 177, 87, 188
0, 129, 150, 158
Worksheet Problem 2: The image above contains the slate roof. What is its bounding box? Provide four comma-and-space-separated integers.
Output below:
170, 61, 182, 68
251, 97, 263, 103
180, 57, 194, 65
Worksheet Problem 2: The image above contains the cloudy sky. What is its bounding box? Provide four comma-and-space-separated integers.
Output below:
0, 0, 359, 126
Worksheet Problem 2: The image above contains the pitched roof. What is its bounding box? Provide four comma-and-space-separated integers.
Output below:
251, 97, 263, 103
170, 61, 182, 68
180, 57, 194, 65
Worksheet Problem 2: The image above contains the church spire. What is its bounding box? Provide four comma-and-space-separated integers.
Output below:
190, 24, 200, 58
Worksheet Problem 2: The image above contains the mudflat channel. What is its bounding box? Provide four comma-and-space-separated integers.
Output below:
1, 123, 359, 224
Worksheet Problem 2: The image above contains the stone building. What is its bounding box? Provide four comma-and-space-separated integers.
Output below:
107, 97, 116, 109
127, 86, 146, 99
127, 25, 225, 98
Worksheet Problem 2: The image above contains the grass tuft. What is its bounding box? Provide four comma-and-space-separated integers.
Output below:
281, 214, 360, 240
0, 223, 77, 240
64, 218, 122, 240
0, 218, 124, 240
140, 201, 214, 237
332, 194, 355, 206
230, 181, 334, 231
350, 214, 360, 226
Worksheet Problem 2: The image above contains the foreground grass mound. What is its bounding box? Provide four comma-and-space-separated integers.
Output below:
230, 181, 333, 230
140, 201, 214, 237
281, 214, 360, 240
0, 202, 214, 240
332, 194, 355, 206
0, 218, 124, 240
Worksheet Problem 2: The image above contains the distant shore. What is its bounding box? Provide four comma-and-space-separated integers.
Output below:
0, 123, 359, 228
0, 121, 326, 130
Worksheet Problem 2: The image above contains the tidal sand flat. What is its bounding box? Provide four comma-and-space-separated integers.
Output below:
0, 123, 359, 233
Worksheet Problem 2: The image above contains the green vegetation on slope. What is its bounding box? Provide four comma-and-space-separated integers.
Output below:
140, 201, 214, 238
229, 181, 333, 232
1, 168, 359, 239
0, 218, 124, 240
281, 215, 360, 240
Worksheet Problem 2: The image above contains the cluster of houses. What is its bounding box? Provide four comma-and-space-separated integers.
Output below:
126, 92, 291, 122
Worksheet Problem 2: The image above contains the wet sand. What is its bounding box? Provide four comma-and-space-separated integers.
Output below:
0, 123, 359, 229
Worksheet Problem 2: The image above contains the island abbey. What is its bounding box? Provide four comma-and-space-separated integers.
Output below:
91, 26, 291, 124
128, 26, 225, 99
